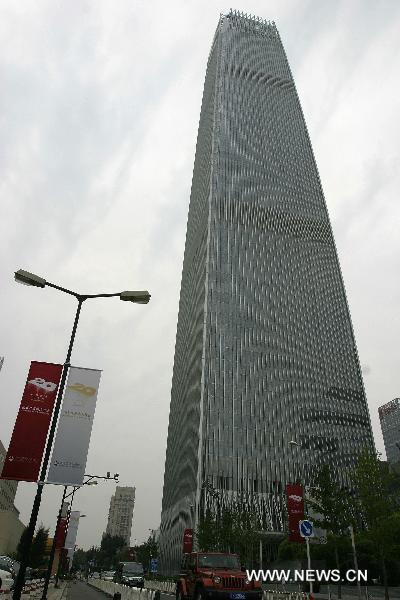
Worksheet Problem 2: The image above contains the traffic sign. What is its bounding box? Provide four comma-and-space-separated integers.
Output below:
299, 520, 314, 537
150, 558, 158, 573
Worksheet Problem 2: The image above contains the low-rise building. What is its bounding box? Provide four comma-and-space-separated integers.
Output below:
0, 439, 25, 554
0, 440, 18, 512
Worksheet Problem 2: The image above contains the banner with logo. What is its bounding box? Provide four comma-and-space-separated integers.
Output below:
1, 361, 63, 482
64, 511, 80, 549
47, 367, 101, 486
286, 483, 305, 543
182, 528, 193, 553
55, 518, 68, 550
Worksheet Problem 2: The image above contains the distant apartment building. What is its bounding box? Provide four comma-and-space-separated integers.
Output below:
0, 439, 18, 512
0, 439, 25, 554
105, 486, 135, 545
379, 398, 400, 464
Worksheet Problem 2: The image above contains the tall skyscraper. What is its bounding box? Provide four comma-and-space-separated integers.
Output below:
104, 486, 135, 546
160, 10, 374, 572
379, 399, 400, 465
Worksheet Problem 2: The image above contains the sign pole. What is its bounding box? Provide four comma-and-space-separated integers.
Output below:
306, 536, 313, 598
13, 298, 84, 600
41, 485, 68, 598
299, 520, 314, 600
349, 525, 362, 600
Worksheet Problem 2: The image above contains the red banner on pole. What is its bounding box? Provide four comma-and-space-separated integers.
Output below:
1, 361, 63, 482
182, 528, 193, 553
286, 483, 305, 543
55, 518, 68, 550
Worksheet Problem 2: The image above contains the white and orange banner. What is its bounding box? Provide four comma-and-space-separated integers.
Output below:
64, 511, 80, 549
47, 366, 101, 486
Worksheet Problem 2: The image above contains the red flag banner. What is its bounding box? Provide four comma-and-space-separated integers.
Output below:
55, 518, 68, 550
1, 361, 63, 482
182, 528, 193, 553
286, 483, 305, 543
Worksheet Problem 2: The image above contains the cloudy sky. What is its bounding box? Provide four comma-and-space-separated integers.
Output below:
0, 0, 399, 550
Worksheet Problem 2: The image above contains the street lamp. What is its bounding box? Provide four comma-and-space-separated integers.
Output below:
49, 472, 120, 593
15, 269, 150, 304
14, 269, 46, 287
12, 269, 150, 600
120, 291, 150, 304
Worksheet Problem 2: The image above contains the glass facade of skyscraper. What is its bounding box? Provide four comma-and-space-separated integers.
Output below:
159, 10, 374, 573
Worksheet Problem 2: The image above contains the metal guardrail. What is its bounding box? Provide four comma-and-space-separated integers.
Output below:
89, 578, 157, 599
145, 581, 176, 594
144, 580, 308, 599
88, 579, 310, 600
264, 592, 307, 600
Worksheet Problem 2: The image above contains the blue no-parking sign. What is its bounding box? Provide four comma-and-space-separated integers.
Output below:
299, 519, 314, 537
150, 558, 158, 573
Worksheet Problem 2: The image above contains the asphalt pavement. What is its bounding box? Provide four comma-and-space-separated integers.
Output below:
263, 583, 400, 599
63, 581, 400, 600
66, 581, 107, 599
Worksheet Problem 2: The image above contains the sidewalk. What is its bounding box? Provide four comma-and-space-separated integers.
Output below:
0, 581, 68, 599
43, 582, 69, 600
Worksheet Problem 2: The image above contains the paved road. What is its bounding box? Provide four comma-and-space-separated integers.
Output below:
263, 584, 400, 599
66, 581, 107, 599
65, 581, 400, 600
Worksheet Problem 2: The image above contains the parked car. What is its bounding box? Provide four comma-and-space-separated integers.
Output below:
114, 562, 144, 588
91, 572, 100, 579
0, 557, 18, 578
101, 571, 115, 581
0, 568, 14, 592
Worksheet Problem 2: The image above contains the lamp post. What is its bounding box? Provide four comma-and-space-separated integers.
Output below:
62, 514, 87, 579
44, 472, 119, 597
12, 269, 150, 600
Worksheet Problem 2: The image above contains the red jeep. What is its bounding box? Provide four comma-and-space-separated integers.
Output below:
176, 552, 263, 600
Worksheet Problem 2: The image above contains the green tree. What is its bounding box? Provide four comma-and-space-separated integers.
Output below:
353, 451, 399, 599
72, 548, 87, 572
277, 538, 306, 561
230, 500, 260, 565
31, 525, 49, 569
134, 534, 159, 573
196, 508, 218, 552
16, 524, 49, 569
85, 546, 101, 573
196, 488, 262, 566
16, 527, 29, 563
99, 534, 126, 568
306, 464, 355, 598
